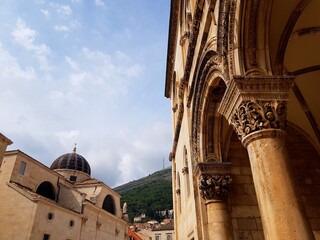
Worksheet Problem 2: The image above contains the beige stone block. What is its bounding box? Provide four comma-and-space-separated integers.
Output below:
232, 175, 252, 184
240, 167, 252, 175
230, 184, 246, 195
251, 230, 264, 240
237, 218, 257, 230
231, 206, 260, 218
231, 195, 253, 205
231, 167, 241, 175
244, 184, 256, 195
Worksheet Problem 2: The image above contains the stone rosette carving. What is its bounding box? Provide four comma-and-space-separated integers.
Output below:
231, 100, 287, 140
199, 174, 232, 201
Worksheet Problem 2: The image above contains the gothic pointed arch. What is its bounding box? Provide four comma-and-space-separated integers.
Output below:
191, 51, 227, 165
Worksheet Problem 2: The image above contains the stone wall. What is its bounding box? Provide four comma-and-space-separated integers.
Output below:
228, 132, 264, 240
287, 124, 320, 239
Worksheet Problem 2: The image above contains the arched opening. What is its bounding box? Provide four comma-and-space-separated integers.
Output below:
201, 79, 227, 162
36, 181, 56, 201
102, 195, 116, 215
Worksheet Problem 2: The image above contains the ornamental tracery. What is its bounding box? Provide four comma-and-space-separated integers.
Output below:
231, 100, 287, 140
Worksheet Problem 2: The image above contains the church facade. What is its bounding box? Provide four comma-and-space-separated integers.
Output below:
0, 133, 128, 240
165, 0, 320, 239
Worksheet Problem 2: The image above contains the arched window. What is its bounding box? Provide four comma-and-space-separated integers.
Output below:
36, 181, 56, 201
102, 195, 116, 215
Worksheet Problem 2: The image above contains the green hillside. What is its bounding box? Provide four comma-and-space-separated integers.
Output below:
113, 167, 173, 222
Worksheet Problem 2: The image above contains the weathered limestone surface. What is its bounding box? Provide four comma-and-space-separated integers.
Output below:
244, 129, 314, 240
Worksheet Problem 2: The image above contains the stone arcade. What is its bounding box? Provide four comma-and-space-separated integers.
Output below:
165, 0, 320, 239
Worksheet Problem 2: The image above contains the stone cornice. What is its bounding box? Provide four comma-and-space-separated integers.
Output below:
218, 75, 294, 124
0, 133, 13, 145
194, 162, 231, 177
165, 0, 179, 98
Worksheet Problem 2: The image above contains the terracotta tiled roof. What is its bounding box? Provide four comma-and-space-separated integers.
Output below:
152, 221, 174, 231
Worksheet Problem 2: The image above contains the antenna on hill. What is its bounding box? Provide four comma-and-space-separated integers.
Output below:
163, 157, 165, 170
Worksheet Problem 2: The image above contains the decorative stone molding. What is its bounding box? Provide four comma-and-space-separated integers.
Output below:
195, 162, 232, 202
217, 0, 230, 55
179, 31, 190, 45
182, 166, 189, 175
218, 75, 294, 140
199, 174, 232, 201
176, 189, 181, 195
172, 103, 178, 112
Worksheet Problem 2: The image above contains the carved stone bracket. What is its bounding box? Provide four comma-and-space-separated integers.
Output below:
218, 76, 294, 141
199, 174, 232, 202
195, 162, 232, 202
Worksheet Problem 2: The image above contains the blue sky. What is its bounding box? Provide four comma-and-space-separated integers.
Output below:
0, 0, 172, 187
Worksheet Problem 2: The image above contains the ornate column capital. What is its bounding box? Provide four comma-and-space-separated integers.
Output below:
218, 75, 294, 141
195, 162, 232, 202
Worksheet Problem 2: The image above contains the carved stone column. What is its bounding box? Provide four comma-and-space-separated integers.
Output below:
196, 162, 232, 240
219, 76, 315, 240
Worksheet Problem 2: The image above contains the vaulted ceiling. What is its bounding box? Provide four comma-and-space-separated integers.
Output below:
269, 0, 320, 147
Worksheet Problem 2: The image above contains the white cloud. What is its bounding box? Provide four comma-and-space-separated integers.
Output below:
50, 3, 72, 15
11, 18, 52, 71
12, 18, 38, 50
54, 21, 81, 33
0, 44, 36, 86
95, 0, 105, 7
65, 56, 79, 71
41, 9, 50, 17
55, 130, 80, 148
54, 25, 69, 32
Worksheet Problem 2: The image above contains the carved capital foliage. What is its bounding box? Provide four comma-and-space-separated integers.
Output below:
195, 162, 231, 201
199, 174, 232, 201
231, 100, 287, 140
218, 76, 294, 142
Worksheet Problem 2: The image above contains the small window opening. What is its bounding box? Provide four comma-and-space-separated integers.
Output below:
69, 175, 77, 182
43, 234, 50, 240
19, 161, 26, 175
69, 220, 75, 227
47, 212, 53, 220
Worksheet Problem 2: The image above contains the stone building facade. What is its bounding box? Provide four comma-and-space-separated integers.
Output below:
165, 0, 320, 239
0, 133, 128, 240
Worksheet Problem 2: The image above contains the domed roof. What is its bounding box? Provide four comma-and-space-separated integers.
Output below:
50, 147, 91, 175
